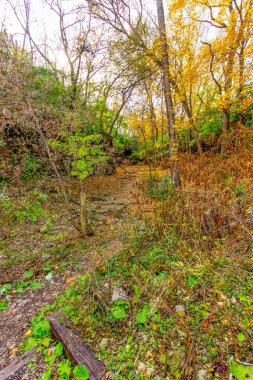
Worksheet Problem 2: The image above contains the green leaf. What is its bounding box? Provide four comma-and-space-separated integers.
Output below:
0, 298, 8, 311
111, 307, 127, 320
23, 270, 34, 279
39, 369, 51, 380
73, 365, 90, 380
57, 359, 72, 378
41, 337, 51, 347
54, 342, 64, 356
44, 352, 57, 365
230, 358, 253, 379
42, 265, 53, 272
16, 287, 25, 294
187, 275, 198, 287
32, 320, 50, 339
0, 283, 12, 296
24, 337, 38, 350
237, 333, 245, 342
29, 281, 43, 290
135, 305, 152, 325
136, 311, 149, 325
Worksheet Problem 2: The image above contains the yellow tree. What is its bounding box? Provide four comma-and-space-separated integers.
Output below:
177, 0, 253, 135
164, 6, 207, 153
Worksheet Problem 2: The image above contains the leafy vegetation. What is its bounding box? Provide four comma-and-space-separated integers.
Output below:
0, 0, 253, 378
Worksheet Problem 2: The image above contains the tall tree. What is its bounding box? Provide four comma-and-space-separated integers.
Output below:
156, 0, 181, 186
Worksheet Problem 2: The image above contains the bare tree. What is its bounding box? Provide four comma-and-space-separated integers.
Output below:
43, 0, 93, 108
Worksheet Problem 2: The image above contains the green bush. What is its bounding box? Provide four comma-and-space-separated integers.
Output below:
147, 174, 174, 199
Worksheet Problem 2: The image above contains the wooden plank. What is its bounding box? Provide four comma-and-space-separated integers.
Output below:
0, 347, 37, 380
49, 312, 105, 380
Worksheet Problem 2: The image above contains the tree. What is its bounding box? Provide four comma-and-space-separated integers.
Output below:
178, 0, 253, 144
156, 0, 181, 186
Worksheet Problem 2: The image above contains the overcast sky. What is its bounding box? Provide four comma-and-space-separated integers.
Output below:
0, 0, 160, 69
0, 0, 159, 42
0, 0, 69, 66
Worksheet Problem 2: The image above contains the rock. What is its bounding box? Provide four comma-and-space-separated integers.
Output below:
94, 214, 106, 222
100, 338, 109, 348
45, 272, 54, 284
146, 351, 154, 360
21, 374, 29, 380
177, 329, 187, 338
197, 369, 208, 380
137, 362, 146, 372
93, 160, 115, 175
175, 305, 185, 317
42, 252, 51, 260
112, 286, 128, 302
146, 367, 155, 377
108, 205, 119, 212
94, 208, 107, 215
111, 200, 125, 205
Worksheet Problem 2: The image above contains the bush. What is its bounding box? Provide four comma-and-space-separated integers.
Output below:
147, 174, 174, 199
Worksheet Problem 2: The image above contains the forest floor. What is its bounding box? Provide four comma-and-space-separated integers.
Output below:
1, 153, 253, 380
0, 164, 150, 371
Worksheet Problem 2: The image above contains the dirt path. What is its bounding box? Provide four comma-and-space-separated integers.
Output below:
0, 165, 148, 371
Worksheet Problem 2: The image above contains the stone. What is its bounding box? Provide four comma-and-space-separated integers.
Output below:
42, 252, 51, 260
93, 161, 115, 175
175, 305, 185, 317
21, 374, 29, 380
100, 338, 109, 348
142, 334, 148, 342
146, 351, 154, 360
137, 362, 146, 372
112, 287, 128, 302
197, 369, 208, 380
146, 367, 155, 377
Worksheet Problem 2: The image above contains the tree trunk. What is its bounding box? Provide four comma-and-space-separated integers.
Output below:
220, 109, 230, 153
156, 0, 181, 187
144, 81, 158, 154
181, 100, 203, 154
222, 109, 230, 133
80, 192, 88, 235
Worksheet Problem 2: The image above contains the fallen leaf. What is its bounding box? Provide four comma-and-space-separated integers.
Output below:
67, 277, 76, 284
146, 351, 154, 360
10, 347, 18, 355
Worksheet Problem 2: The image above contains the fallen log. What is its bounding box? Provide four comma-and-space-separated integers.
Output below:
0, 347, 37, 380
49, 312, 104, 380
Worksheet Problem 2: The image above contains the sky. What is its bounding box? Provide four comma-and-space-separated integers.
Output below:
0, 0, 160, 69
0, 0, 159, 44
0, 0, 69, 66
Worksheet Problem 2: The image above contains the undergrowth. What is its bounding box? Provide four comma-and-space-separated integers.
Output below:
10, 149, 253, 379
